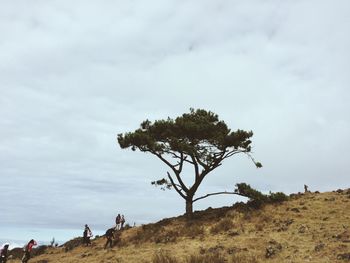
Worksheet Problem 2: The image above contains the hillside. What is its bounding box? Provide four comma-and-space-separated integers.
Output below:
7, 189, 350, 263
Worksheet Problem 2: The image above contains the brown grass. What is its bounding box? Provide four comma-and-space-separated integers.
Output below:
152, 251, 178, 263
210, 217, 234, 234
230, 252, 259, 263
185, 252, 226, 263
8, 189, 350, 263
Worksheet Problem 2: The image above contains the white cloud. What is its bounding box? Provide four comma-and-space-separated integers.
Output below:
0, 0, 349, 242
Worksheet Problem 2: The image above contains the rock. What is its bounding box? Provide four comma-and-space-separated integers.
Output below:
199, 247, 206, 255
227, 246, 247, 255
81, 253, 92, 258
337, 253, 350, 260
207, 245, 225, 253
265, 240, 282, 258
314, 243, 325, 252
335, 231, 350, 243
285, 219, 294, 226
227, 231, 240, 237
298, 225, 309, 234
291, 208, 300, 213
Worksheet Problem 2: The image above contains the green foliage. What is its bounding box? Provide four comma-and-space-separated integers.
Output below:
151, 178, 173, 190
235, 183, 288, 208
118, 108, 255, 164
118, 108, 261, 215
268, 191, 289, 203
235, 183, 268, 202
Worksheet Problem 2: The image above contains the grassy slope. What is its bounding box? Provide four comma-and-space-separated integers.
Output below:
9, 189, 350, 263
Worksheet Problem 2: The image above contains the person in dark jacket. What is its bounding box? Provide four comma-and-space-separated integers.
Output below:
0, 243, 9, 263
21, 239, 37, 263
83, 224, 92, 246
104, 228, 115, 249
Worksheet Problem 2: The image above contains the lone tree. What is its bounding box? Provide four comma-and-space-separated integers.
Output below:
118, 109, 261, 216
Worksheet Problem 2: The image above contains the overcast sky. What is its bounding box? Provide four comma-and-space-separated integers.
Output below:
1, 0, 349, 244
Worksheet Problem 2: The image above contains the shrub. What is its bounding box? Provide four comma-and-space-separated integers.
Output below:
268, 192, 289, 203
235, 183, 267, 202
235, 183, 288, 208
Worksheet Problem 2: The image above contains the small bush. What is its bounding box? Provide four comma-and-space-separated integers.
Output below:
152, 251, 178, 263
235, 183, 288, 208
268, 192, 289, 203
210, 218, 234, 234
235, 183, 268, 202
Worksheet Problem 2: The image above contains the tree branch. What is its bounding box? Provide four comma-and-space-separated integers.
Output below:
189, 154, 200, 179
193, 191, 247, 203
167, 172, 186, 199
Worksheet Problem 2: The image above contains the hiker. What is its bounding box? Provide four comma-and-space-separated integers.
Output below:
0, 243, 9, 263
104, 228, 115, 249
120, 215, 125, 229
21, 239, 37, 263
83, 224, 93, 246
115, 214, 121, 230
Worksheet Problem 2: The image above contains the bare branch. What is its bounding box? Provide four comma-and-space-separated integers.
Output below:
189, 154, 200, 179
167, 172, 186, 199
223, 149, 245, 159
167, 171, 189, 194
193, 191, 247, 203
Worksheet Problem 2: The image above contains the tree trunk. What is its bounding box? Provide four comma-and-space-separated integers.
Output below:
185, 198, 193, 218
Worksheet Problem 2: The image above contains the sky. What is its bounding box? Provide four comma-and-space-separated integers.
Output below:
1, 0, 349, 246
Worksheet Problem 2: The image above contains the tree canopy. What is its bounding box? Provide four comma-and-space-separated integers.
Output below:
118, 108, 261, 216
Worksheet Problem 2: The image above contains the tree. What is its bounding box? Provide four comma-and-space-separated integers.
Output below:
118, 108, 261, 217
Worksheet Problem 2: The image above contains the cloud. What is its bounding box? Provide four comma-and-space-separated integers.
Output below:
0, 0, 349, 242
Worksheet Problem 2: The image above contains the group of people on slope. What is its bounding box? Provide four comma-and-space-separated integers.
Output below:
104, 214, 126, 249
83, 213, 126, 249
0, 214, 127, 262
115, 214, 126, 230
0, 239, 37, 263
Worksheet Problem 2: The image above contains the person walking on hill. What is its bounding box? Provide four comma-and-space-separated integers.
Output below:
21, 239, 37, 263
104, 228, 115, 249
115, 214, 121, 230
0, 243, 9, 263
83, 224, 93, 246
120, 215, 125, 229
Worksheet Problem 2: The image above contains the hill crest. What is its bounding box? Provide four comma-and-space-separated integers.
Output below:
7, 189, 350, 263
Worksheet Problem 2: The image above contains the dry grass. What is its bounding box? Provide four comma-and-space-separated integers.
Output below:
8, 189, 350, 263
152, 251, 178, 263
185, 252, 226, 263
210, 217, 234, 234
230, 252, 259, 263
